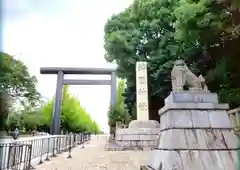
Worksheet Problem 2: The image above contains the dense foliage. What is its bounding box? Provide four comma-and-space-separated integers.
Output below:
0, 52, 40, 130
40, 85, 100, 133
108, 80, 131, 130
104, 0, 240, 120
6, 86, 101, 134
0, 52, 40, 106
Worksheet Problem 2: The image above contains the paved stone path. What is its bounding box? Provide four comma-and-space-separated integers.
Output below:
35, 135, 150, 170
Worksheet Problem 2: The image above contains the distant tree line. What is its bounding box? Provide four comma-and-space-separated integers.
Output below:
0, 52, 100, 135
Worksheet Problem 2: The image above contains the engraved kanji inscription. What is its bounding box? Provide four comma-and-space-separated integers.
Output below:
138, 102, 148, 111
137, 63, 147, 71
138, 88, 147, 94
138, 77, 146, 84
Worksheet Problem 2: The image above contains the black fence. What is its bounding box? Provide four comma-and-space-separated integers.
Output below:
0, 132, 91, 170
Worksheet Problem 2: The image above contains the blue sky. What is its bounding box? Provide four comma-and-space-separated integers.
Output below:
2, 0, 132, 133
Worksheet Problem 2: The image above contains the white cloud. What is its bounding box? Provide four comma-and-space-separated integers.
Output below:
3, 0, 133, 133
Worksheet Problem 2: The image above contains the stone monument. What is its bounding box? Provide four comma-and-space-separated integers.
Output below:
145, 60, 238, 169
128, 61, 160, 129
136, 61, 149, 121
109, 61, 160, 150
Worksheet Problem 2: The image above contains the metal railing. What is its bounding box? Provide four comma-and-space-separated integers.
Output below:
228, 107, 240, 136
0, 143, 32, 170
0, 132, 91, 170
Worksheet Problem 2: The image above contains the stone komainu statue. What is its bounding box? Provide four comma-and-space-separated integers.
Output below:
171, 60, 208, 92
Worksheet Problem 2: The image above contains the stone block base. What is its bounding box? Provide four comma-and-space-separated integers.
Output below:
116, 140, 157, 149
110, 128, 160, 151
146, 150, 238, 170
146, 128, 239, 169
129, 120, 160, 128
146, 91, 238, 169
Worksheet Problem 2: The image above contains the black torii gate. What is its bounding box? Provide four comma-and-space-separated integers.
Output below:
40, 67, 117, 135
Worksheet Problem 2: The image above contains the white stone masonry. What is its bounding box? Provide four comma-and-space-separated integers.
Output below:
147, 92, 238, 170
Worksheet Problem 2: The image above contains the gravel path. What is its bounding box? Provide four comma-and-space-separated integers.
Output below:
35, 135, 150, 170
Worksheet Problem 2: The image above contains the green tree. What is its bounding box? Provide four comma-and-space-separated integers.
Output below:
108, 80, 130, 132
6, 112, 23, 131
0, 52, 40, 130
104, 0, 240, 121
91, 120, 101, 134
42, 85, 100, 133
0, 52, 40, 106
4, 106, 45, 134
22, 108, 45, 132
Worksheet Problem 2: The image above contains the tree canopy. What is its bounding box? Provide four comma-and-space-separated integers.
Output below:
104, 0, 240, 120
42, 85, 100, 133
6, 86, 101, 134
0, 52, 40, 130
0, 52, 40, 106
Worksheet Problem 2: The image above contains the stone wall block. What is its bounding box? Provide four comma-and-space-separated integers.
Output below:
158, 129, 187, 149
116, 141, 129, 147
148, 150, 236, 170
199, 151, 225, 170
160, 113, 167, 130
180, 150, 203, 170
159, 103, 229, 114
165, 92, 219, 104
171, 110, 193, 128
230, 151, 237, 163
164, 110, 173, 129
139, 134, 151, 141
122, 134, 139, 141
130, 141, 137, 147
147, 149, 163, 170
139, 134, 158, 141
181, 129, 236, 150
161, 151, 184, 170
218, 151, 236, 170
194, 129, 208, 149
152, 140, 158, 146
221, 130, 238, 149
184, 129, 201, 149
208, 110, 232, 128
191, 110, 211, 128
163, 110, 193, 129
202, 129, 227, 149
117, 128, 160, 135
143, 141, 149, 147
150, 134, 158, 141
148, 150, 184, 170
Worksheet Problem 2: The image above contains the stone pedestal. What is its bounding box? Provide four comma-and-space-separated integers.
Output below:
146, 91, 238, 170
115, 127, 160, 149
129, 120, 160, 128
106, 120, 160, 151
